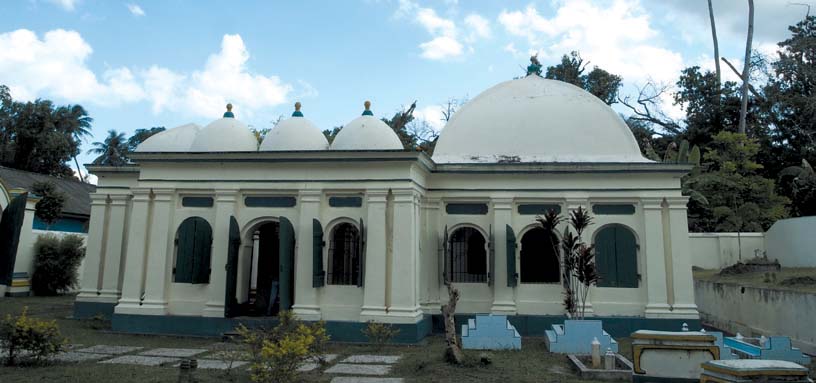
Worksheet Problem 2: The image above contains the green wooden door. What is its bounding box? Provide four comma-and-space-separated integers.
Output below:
506, 225, 517, 287
224, 216, 240, 317
594, 225, 638, 288
356, 218, 365, 287
0, 193, 27, 285
312, 219, 325, 288
174, 217, 212, 284
279, 217, 295, 311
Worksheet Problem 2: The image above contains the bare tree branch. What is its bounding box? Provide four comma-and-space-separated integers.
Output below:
708, 0, 721, 85
738, 0, 755, 134
618, 82, 683, 135
721, 57, 764, 100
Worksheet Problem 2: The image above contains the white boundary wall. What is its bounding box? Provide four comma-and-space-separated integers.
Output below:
765, 216, 816, 267
689, 233, 765, 269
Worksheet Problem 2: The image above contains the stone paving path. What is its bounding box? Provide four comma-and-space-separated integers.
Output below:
4, 344, 406, 381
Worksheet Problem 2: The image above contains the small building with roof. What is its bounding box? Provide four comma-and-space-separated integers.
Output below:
74, 70, 699, 341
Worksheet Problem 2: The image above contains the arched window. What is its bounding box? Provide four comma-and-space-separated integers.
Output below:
447, 227, 487, 283
520, 227, 560, 283
174, 217, 213, 284
594, 224, 638, 288
327, 222, 361, 285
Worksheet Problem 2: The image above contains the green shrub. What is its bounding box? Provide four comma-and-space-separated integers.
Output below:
238, 311, 329, 383
362, 320, 400, 348
0, 307, 67, 365
31, 234, 85, 296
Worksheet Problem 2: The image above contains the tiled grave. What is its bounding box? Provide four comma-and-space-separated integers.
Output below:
298, 362, 320, 372
326, 363, 392, 376
311, 354, 339, 363
52, 351, 111, 363
461, 315, 521, 350
172, 359, 248, 370
341, 355, 401, 364
100, 355, 179, 366
139, 348, 208, 357
76, 345, 143, 355
330, 378, 405, 383
207, 350, 252, 361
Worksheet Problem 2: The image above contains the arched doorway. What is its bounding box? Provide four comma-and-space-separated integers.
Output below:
226, 217, 295, 317
520, 227, 560, 283
446, 226, 488, 283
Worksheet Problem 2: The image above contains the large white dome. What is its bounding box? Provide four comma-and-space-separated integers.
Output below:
189, 106, 258, 152
331, 102, 403, 150
260, 104, 328, 151
135, 123, 201, 152
432, 75, 649, 163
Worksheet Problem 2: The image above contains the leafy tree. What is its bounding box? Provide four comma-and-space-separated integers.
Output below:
0, 86, 89, 179
127, 126, 165, 151
30, 181, 66, 228
779, 159, 816, 217
88, 130, 129, 166
763, 16, 816, 176
31, 234, 85, 296
545, 51, 623, 105
322, 127, 341, 144
685, 132, 788, 232
382, 101, 419, 150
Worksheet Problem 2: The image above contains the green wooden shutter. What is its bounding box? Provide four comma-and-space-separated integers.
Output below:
191, 218, 213, 284
279, 217, 295, 311
615, 226, 638, 288
441, 225, 448, 284
356, 218, 365, 287
595, 227, 617, 287
312, 219, 325, 288
488, 225, 494, 286
506, 225, 517, 287
174, 218, 196, 283
224, 216, 240, 317
0, 193, 27, 285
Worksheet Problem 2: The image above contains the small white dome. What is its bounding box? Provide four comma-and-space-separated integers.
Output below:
260, 103, 328, 151
432, 75, 649, 163
135, 123, 201, 152
189, 106, 258, 152
331, 102, 403, 150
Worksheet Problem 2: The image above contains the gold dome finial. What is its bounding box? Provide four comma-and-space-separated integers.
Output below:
226, 103, 233, 112
364, 100, 371, 110
295, 102, 301, 111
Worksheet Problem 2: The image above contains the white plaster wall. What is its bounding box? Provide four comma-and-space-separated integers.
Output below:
694, 279, 816, 354
688, 233, 765, 269
765, 216, 816, 267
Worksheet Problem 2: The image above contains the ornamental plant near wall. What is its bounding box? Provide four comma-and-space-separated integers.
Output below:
537, 207, 600, 319
31, 234, 85, 296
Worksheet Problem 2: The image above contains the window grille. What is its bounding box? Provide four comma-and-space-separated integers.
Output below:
327, 223, 361, 285
447, 227, 488, 283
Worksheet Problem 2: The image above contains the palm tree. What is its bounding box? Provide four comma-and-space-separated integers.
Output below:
54, 105, 93, 181
87, 130, 129, 166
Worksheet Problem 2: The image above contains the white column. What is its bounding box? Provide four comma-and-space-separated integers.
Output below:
203, 189, 238, 317
642, 198, 671, 317
491, 197, 516, 314
388, 189, 423, 322
77, 193, 109, 301
419, 198, 441, 314
98, 194, 130, 300
140, 189, 174, 315
7, 193, 38, 296
116, 189, 151, 313
666, 196, 699, 318
293, 190, 322, 320
360, 189, 388, 320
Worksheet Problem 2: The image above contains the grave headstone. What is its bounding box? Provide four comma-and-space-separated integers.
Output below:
461, 315, 521, 350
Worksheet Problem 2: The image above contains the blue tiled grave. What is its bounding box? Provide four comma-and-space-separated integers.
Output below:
711, 331, 739, 360
460, 314, 521, 350
544, 320, 618, 354
724, 336, 811, 366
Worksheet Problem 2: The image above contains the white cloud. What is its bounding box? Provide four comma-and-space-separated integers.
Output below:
0, 29, 293, 119
464, 14, 491, 41
48, 0, 78, 11
414, 104, 446, 132
127, 4, 145, 17
417, 8, 456, 36
419, 36, 463, 60
498, 1, 684, 84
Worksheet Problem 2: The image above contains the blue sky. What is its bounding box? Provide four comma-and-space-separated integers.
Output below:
0, 0, 807, 181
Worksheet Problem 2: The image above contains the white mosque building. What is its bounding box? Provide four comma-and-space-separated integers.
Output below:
74, 71, 699, 341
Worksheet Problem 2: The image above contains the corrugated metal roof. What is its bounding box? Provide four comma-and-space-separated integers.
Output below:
0, 166, 96, 217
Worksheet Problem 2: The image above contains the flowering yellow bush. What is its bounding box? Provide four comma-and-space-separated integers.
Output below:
238, 311, 329, 383
0, 307, 67, 365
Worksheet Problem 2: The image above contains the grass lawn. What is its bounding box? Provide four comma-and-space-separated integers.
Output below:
694, 267, 816, 294
0, 294, 628, 382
